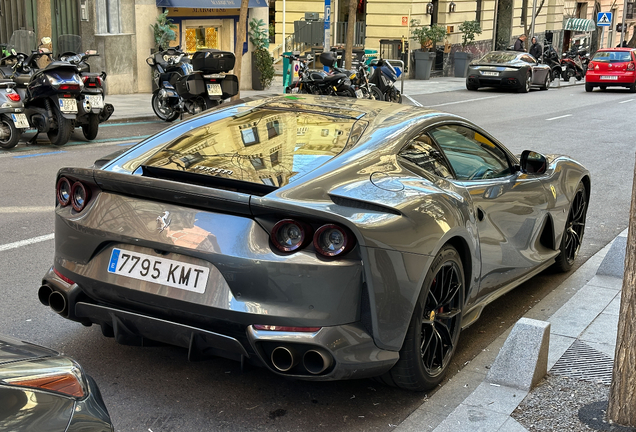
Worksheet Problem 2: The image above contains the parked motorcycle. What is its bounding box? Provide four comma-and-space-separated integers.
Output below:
0, 33, 83, 146
368, 58, 402, 103
561, 47, 587, 81
284, 52, 357, 97
541, 44, 563, 81
320, 51, 384, 100
57, 35, 114, 140
147, 46, 239, 122
0, 79, 30, 149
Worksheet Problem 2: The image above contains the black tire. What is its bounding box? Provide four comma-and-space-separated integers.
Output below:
370, 86, 384, 101
553, 182, 588, 272
600, 85, 607, 91
47, 107, 72, 147
629, 83, 636, 93
585, 82, 594, 92
563, 66, 576, 81
518, 71, 531, 93
550, 68, 559, 82
151, 92, 180, 122
81, 114, 99, 140
383, 245, 464, 391
0, 115, 19, 149
466, 83, 479, 91
541, 73, 550, 90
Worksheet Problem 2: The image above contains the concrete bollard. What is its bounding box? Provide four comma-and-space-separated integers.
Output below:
485, 317, 550, 391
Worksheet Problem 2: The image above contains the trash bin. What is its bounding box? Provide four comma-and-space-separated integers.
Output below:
413, 50, 435, 80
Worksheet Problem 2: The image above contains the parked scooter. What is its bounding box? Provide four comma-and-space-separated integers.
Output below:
0, 32, 83, 146
561, 47, 586, 81
0, 79, 30, 149
284, 52, 357, 97
57, 34, 114, 140
368, 58, 402, 103
147, 46, 239, 122
321, 52, 384, 100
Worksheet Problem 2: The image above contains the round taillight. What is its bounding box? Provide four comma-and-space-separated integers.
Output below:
271, 219, 310, 252
71, 182, 89, 212
313, 224, 353, 257
56, 177, 72, 207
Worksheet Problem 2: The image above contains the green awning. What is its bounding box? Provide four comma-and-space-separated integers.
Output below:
564, 18, 596, 32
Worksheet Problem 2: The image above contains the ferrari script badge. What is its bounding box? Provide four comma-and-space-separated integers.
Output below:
156, 211, 171, 233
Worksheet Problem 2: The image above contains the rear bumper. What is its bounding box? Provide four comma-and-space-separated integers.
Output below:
586, 71, 636, 85
467, 74, 522, 88
41, 267, 399, 381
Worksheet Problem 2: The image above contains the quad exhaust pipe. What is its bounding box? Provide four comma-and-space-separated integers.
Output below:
271, 346, 298, 372
270, 345, 333, 375
38, 285, 68, 315
303, 349, 333, 375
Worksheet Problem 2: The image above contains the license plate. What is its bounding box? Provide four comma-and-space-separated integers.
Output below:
11, 113, 29, 129
355, 89, 363, 98
481, 71, 499, 76
59, 98, 78, 113
86, 95, 104, 109
206, 83, 222, 96
107, 248, 210, 293
600, 75, 618, 80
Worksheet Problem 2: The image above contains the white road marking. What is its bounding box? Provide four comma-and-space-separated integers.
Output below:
619, 99, 634, 104
546, 114, 573, 121
403, 94, 423, 107
0, 233, 54, 252
0, 206, 54, 214
427, 95, 501, 107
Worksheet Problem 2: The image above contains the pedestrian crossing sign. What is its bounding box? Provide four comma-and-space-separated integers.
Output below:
597, 12, 612, 26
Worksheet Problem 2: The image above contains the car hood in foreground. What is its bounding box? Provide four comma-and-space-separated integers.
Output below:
0, 335, 57, 365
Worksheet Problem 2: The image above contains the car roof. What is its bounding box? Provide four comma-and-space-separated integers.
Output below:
597, 47, 635, 52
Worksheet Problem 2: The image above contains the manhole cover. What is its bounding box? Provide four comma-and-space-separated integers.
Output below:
551, 340, 614, 385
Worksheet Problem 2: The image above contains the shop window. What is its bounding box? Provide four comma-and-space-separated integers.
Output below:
185, 26, 219, 53
96, 0, 122, 34
267, 120, 282, 139
241, 127, 260, 146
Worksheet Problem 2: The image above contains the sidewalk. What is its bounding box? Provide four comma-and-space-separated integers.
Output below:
396, 229, 627, 432
106, 74, 584, 123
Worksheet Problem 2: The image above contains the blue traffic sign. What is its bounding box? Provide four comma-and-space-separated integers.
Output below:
597, 12, 612, 26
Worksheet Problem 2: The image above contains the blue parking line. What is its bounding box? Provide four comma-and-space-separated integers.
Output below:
102, 120, 162, 127
13, 151, 67, 159
116, 142, 137, 146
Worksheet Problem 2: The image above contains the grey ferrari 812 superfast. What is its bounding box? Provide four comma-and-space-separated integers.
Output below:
40, 95, 589, 391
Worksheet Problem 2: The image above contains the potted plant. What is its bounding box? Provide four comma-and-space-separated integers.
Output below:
411, 20, 447, 79
150, 10, 177, 53
248, 18, 275, 90
454, 20, 482, 77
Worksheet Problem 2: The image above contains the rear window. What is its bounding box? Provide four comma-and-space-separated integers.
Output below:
480, 52, 518, 64
592, 51, 634, 63
140, 108, 361, 189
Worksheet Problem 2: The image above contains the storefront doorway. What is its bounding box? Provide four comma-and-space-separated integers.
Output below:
181, 20, 222, 53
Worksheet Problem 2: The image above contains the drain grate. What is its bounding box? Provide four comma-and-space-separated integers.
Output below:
550, 340, 614, 385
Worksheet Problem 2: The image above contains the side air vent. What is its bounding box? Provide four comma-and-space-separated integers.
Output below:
329, 195, 401, 215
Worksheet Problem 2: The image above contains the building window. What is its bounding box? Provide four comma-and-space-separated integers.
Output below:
476, 0, 482, 23
96, 0, 121, 34
250, 157, 265, 170
267, 120, 282, 139
241, 127, 260, 146
270, 151, 280, 166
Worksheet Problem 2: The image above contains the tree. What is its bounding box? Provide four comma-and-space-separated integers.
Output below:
521, 0, 546, 38
232, 0, 250, 100
344, 0, 357, 69
607, 157, 636, 426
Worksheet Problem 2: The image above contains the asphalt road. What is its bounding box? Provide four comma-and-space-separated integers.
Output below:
0, 86, 633, 432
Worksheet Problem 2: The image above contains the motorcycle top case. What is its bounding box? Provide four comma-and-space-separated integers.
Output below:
191, 50, 235, 73
319, 51, 338, 68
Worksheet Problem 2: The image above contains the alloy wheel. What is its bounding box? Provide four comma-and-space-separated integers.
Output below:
563, 189, 587, 265
420, 261, 463, 377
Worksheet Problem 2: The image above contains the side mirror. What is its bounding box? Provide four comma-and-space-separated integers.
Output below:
85, 49, 98, 55
520, 150, 547, 175
41, 37, 52, 45
146, 57, 155, 66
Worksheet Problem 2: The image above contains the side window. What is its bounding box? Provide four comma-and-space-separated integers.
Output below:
398, 134, 454, 179
429, 125, 513, 181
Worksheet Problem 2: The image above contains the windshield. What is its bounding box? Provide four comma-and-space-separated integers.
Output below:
7, 30, 37, 54
592, 51, 633, 63
479, 52, 519, 64
139, 107, 361, 188
57, 34, 82, 56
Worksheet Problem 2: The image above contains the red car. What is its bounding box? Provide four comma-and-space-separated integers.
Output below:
585, 48, 636, 92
